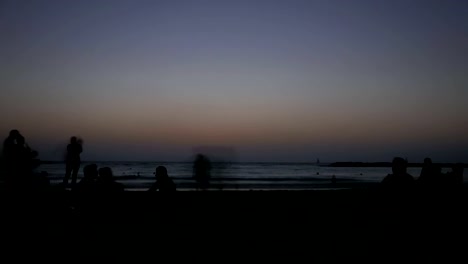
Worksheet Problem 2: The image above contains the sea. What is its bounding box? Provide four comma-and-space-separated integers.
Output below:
37, 162, 458, 191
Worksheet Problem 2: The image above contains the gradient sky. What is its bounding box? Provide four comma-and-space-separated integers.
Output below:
1, 0, 467, 162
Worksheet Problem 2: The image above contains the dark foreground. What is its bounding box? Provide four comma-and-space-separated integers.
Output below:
1, 189, 468, 261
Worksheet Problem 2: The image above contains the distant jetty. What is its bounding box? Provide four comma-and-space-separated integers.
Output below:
328, 162, 467, 168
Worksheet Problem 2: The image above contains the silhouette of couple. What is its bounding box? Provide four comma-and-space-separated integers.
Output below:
75, 164, 124, 192
3, 130, 40, 176
381, 157, 464, 191
2, 129, 45, 189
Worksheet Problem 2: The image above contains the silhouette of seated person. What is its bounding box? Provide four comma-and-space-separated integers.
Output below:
419, 158, 433, 179
64, 136, 82, 188
193, 154, 211, 190
417, 158, 440, 189
75, 164, 99, 192
381, 157, 415, 191
97, 167, 124, 192
148, 166, 176, 192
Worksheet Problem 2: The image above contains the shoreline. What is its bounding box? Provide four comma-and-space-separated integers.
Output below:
40, 160, 467, 168
328, 162, 468, 168
47, 177, 379, 191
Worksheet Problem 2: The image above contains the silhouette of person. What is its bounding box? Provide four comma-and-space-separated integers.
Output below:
148, 166, 176, 192
419, 158, 432, 179
63, 136, 82, 188
381, 157, 415, 191
193, 154, 211, 190
3, 130, 25, 176
2, 130, 41, 187
75, 164, 99, 192
97, 167, 124, 192
3, 130, 22, 157
417, 158, 439, 188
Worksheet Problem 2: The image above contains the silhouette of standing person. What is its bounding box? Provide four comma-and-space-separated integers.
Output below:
63, 136, 82, 188
148, 166, 176, 192
193, 154, 211, 190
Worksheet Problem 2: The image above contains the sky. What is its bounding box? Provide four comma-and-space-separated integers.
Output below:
0, 0, 467, 162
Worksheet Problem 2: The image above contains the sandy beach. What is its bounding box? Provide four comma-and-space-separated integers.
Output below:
2, 188, 468, 260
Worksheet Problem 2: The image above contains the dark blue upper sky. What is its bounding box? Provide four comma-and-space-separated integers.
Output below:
1, 0, 467, 162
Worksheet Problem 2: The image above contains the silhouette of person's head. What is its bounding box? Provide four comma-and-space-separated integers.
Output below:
155, 166, 168, 181
99, 167, 113, 182
3, 130, 21, 157
9, 130, 20, 139
424, 158, 432, 165
70, 136, 77, 144
195, 153, 207, 162
194, 154, 211, 172
381, 157, 415, 191
5, 129, 25, 146
195, 154, 212, 167
392, 157, 407, 175
83, 164, 98, 180
149, 165, 175, 192
97, 166, 124, 191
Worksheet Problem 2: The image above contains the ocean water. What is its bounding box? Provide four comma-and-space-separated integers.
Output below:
36, 161, 458, 190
